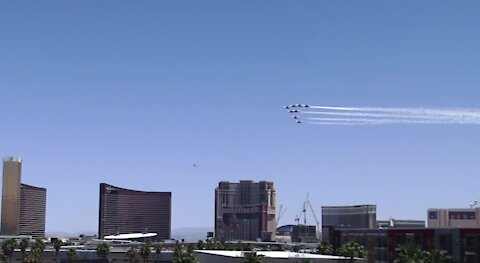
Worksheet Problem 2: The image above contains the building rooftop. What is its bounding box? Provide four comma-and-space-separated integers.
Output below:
3, 156, 21, 162
195, 250, 349, 259
103, 232, 157, 240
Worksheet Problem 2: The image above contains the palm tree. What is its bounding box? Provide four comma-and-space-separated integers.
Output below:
96, 242, 110, 263
173, 250, 199, 263
196, 240, 204, 250
241, 243, 252, 252
394, 243, 427, 263
53, 239, 63, 263
186, 243, 195, 253
127, 246, 137, 263
28, 239, 45, 263
1, 239, 16, 263
243, 252, 264, 263
293, 245, 302, 253
154, 244, 162, 260
424, 250, 451, 263
205, 239, 214, 250
339, 241, 365, 262
18, 238, 30, 263
139, 242, 151, 262
67, 248, 78, 262
317, 242, 333, 255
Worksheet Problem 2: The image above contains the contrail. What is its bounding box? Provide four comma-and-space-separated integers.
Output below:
308, 118, 480, 125
287, 105, 480, 125
303, 111, 458, 119
308, 106, 480, 118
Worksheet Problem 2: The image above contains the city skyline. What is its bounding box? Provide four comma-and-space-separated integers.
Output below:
1, 1, 480, 233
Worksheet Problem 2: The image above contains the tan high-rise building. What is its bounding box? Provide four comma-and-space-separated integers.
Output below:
428, 208, 480, 228
1, 157, 46, 238
215, 180, 276, 242
1, 157, 22, 235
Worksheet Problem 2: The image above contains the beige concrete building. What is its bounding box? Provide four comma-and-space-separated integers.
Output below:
215, 180, 276, 242
428, 208, 480, 228
1, 157, 22, 236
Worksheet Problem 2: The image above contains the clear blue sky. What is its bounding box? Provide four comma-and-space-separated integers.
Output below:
1, 1, 480, 234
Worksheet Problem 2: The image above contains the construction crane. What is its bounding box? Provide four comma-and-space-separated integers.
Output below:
276, 204, 287, 228
295, 194, 321, 239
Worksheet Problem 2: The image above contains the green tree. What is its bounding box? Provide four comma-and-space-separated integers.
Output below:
173, 249, 199, 263
186, 243, 195, 253
174, 241, 200, 263
154, 243, 162, 260
1, 239, 16, 263
53, 239, 63, 263
205, 239, 214, 250
127, 246, 137, 263
339, 241, 365, 262
196, 240, 204, 250
317, 242, 333, 255
241, 243, 252, 252
394, 243, 427, 263
139, 242, 151, 262
18, 238, 30, 263
243, 252, 264, 263
67, 248, 78, 262
28, 239, 45, 263
96, 242, 110, 263
424, 250, 451, 263
293, 245, 302, 253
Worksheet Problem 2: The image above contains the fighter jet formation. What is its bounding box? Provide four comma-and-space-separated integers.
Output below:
284, 104, 480, 125
284, 104, 310, 124
284, 104, 310, 110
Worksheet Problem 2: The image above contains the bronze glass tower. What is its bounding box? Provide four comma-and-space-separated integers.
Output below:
98, 183, 172, 240
1, 157, 46, 238
215, 180, 276, 242
1, 157, 22, 235
19, 184, 47, 237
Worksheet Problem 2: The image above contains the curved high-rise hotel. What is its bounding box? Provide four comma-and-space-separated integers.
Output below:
98, 183, 171, 240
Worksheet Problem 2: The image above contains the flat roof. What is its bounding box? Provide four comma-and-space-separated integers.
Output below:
195, 250, 348, 259
104, 233, 157, 240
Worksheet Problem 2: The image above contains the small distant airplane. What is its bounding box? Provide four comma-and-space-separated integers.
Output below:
289, 110, 299, 113
292, 116, 299, 119
284, 104, 310, 109
193, 164, 200, 168
296, 120, 303, 124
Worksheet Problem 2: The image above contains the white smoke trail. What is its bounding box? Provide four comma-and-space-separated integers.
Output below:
308, 118, 480, 125
303, 111, 456, 120
308, 106, 480, 118
292, 105, 480, 125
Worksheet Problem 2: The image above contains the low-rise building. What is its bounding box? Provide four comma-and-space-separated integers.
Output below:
194, 250, 366, 263
277, 224, 318, 243
377, 218, 425, 229
333, 227, 480, 263
428, 208, 480, 228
